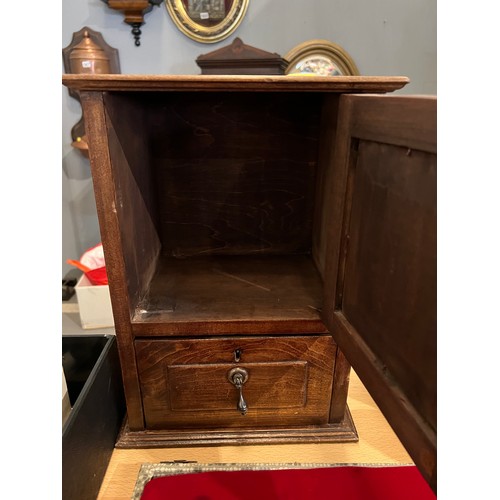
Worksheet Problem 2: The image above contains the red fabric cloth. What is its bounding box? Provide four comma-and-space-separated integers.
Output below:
140, 466, 436, 500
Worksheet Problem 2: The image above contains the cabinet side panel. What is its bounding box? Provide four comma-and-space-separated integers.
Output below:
79, 92, 145, 429
103, 93, 161, 312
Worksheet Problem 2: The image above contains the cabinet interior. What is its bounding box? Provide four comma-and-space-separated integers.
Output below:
103, 91, 338, 334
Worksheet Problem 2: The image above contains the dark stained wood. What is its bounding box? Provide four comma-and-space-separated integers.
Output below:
322, 94, 436, 490
65, 76, 421, 455
321, 95, 355, 313
103, 92, 161, 314
330, 312, 436, 485
329, 348, 352, 423
148, 92, 320, 257
348, 95, 437, 153
79, 91, 145, 430
196, 37, 289, 75
313, 94, 339, 279
115, 409, 358, 448
133, 320, 328, 336
62, 74, 409, 93
343, 141, 436, 429
135, 336, 335, 428
167, 361, 307, 411
132, 255, 326, 335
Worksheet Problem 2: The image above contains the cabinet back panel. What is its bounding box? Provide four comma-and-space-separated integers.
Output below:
147, 92, 322, 257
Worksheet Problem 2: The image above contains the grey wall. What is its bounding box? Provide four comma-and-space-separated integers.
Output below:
62, 0, 436, 276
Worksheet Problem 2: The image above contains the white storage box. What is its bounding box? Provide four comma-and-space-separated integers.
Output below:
75, 273, 115, 329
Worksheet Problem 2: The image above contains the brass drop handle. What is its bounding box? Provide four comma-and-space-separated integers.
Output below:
227, 367, 249, 415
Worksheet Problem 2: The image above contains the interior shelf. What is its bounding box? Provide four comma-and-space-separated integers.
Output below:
131, 254, 327, 335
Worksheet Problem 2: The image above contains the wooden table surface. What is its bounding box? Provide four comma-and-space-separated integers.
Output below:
97, 370, 412, 499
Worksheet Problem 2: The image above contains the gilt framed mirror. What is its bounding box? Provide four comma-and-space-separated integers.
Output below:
165, 0, 249, 43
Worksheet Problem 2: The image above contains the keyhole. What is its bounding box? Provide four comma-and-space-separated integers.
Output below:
234, 348, 242, 362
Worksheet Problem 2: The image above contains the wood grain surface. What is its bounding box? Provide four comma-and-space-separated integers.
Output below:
62, 74, 409, 93
322, 94, 436, 491
80, 91, 146, 430
132, 255, 326, 335
135, 336, 335, 428
149, 91, 320, 257
73, 79, 432, 474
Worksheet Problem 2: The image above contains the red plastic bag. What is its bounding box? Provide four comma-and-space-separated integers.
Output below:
67, 243, 108, 285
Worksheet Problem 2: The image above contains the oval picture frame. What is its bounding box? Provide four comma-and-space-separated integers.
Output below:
284, 39, 359, 76
165, 0, 249, 44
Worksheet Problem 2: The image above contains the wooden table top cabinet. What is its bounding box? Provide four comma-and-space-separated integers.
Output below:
62, 75, 436, 490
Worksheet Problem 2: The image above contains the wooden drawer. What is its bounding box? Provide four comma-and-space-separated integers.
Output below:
135, 336, 336, 429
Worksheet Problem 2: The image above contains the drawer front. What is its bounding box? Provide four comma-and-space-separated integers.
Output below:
136, 336, 336, 429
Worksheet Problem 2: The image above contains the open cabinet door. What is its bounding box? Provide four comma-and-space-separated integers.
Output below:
323, 94, 437, 491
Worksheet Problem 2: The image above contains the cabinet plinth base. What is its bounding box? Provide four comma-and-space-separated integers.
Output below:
115, 407, 358, 448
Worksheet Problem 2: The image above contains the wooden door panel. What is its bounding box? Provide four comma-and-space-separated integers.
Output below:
323, 94, 437, 491
343, 140, 437, 430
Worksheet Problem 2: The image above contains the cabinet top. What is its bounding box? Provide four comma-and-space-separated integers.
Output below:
62, 74, 409, 93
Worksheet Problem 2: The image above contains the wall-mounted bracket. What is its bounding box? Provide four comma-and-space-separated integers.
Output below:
101, 0, 163, 46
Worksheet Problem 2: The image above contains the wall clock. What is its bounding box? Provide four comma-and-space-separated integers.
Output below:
285, 39, 359, 76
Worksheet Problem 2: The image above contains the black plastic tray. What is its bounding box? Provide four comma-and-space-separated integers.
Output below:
62, 335, 125, 500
